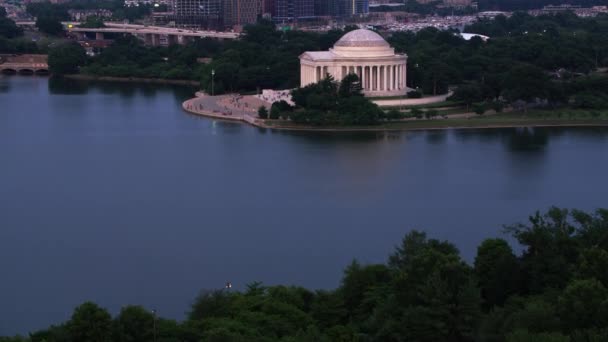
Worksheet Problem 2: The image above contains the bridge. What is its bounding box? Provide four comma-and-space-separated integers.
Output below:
0, 54, 48, 75
16, 21, 240, 46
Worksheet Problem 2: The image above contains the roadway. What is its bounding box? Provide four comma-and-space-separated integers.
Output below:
15, 21, 240, 39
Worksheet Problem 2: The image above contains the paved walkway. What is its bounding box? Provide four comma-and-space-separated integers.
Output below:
373, 92, 452, 107
182, 94, 268, 125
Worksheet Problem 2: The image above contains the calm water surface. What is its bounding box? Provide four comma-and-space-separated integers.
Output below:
1, 76, 607, 335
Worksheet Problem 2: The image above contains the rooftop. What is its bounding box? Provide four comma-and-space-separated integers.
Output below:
334, 29, 389, 48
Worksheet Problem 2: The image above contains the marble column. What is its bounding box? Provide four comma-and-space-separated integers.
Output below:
394, 64, 398, 89
373, 66, 378, 91
402, 63, 407, 89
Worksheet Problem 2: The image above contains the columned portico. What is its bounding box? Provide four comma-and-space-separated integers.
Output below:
299, 29, 408, 97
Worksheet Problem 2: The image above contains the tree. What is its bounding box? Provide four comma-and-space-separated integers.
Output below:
381, 231, 481, 341
425, 109, 438, 119
475, 239, 520, 309
473, 102, 487, 115
35, 16, 64, 36
114, 306, 155, 342
338, 73, 362, 98
67, 302, 113, 342
578, 247, 608, 287
502, 64, 550, 113
257, 106, 268, 119
0, 13, 22, 39
48, 42, 86, 74
449, 84, 483, 110
340, 260, 391, 322
0, 6, 6, 18
410, 107, 423, 119
505, 207, 581, 294
558, 279, 608, 333
269, 103, 281, 119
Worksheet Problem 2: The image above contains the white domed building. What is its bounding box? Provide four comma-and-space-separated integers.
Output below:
299, 29, 408, 97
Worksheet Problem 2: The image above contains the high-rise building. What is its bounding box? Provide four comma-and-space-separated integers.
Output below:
263, 0, 276, 16
323, 0, 368, 17
274, 0, 314, 20
223, 0, 263, 27
354, 0, 369, 15
174, 0, 222, 29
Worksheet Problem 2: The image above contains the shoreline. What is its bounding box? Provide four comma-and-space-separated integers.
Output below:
65, 74, 200, 86
182, 98, 608, 132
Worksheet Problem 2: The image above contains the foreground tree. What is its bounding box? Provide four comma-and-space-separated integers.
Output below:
114, 306, 155, 342
475, 238, 520, 309
67, 302, 113, 342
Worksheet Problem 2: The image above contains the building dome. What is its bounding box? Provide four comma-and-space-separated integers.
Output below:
334, 29, 390, 48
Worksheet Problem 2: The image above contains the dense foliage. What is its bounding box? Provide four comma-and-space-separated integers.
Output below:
44, 12, 608, 114
2, 207, 607, 341
0, 6, 39, 54
79, 35, 221, 80
0, 6, 22, 39
48, 41, 86, 74
198, 20, 355, 95
386, 12, 608, 112
283, 74, 386, 126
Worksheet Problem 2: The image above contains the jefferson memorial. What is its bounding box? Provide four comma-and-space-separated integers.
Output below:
299, 29, 408, 97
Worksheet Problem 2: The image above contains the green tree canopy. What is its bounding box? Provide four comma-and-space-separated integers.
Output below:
48, 41, 86, 74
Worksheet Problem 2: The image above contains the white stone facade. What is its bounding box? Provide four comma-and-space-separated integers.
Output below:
299, 29, 408, 97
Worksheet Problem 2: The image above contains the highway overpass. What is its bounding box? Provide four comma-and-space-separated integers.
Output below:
16, 21, 239, 46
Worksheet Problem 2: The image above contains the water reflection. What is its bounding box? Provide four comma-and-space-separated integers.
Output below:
48, 76, 90, 95
424, 130, 448, 144
0, 75, 11, 93
506, 127, 549, 151
4, 76, 608, 336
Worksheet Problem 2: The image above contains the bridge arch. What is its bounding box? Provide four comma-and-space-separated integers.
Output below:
1, 68, 17, 75
35, 69, 49, 75
17, 68, 34, 75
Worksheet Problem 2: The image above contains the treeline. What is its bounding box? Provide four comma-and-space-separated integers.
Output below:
387, 12, 608, 112
263, 74, 416, 126
259, 74, 389, 126
45, 12, 608, 112
0, 6, 39, 54
2, 207, 607, 341
47, 20, 355, 89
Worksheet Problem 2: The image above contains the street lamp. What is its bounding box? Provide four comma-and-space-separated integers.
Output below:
211, 69, 215, 96
151, 309, 157, 342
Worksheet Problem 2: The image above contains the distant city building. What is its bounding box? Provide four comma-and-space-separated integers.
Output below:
275, 0, 315, 21
289, 0, 369, 20
263, 0, 276, 16
68, 9, 113, 22
124, 0, 174, 6
223, 0, 263, 27
174, 0, 222, 29
417, 0, 471, 7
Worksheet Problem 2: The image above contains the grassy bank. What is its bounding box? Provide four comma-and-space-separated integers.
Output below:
260, 109, 608, 131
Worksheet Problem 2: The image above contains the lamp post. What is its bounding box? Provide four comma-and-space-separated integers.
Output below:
211, 69, 215, 96
151, 309, 157, 342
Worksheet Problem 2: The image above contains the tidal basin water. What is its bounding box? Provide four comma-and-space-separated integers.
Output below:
1, 76, 608, 335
